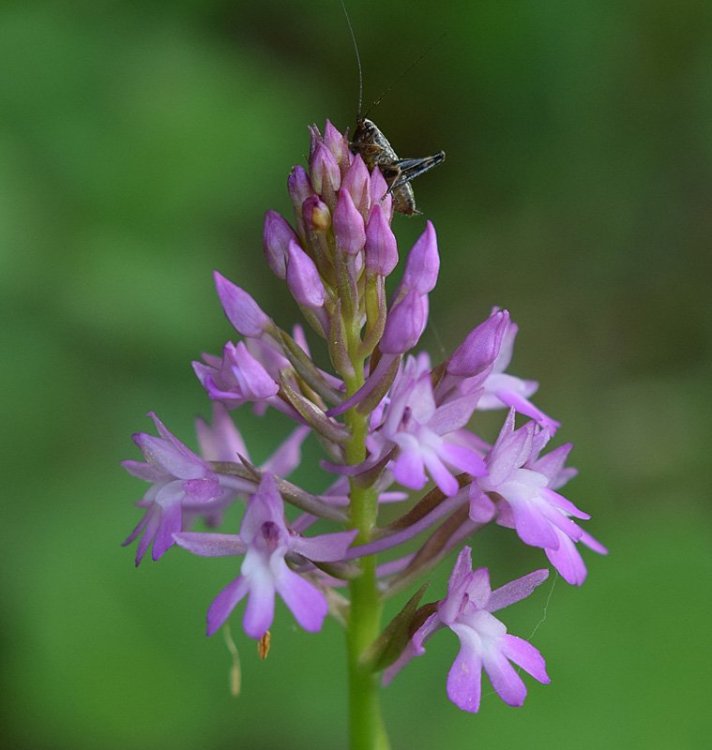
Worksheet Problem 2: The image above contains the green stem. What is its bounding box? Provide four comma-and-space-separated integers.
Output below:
343, 337, 390, 750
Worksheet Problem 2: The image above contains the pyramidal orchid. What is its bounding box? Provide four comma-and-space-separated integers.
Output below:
122, 121, 605, 748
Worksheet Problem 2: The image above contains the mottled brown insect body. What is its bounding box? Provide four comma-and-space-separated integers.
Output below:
350, 117, 445, 215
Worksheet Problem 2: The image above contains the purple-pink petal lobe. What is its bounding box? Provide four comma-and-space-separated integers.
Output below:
365, 204, 398, 276
381, 290, 428, 354
263, 210, 297, 279
402, 221, 439, 294
487, 569, 550, 612
214, 272, 270, 337
207, 577, 249, 636
448, 309, 509, 378
173, 532, 247, 558
286, 239, 327, 308
333, 188, 366, 255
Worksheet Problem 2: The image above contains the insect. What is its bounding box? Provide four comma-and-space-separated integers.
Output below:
341, 1, 446, 215
350, 117, 445, 215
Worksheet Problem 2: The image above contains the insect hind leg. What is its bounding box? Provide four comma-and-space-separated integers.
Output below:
388, 151, 446, 192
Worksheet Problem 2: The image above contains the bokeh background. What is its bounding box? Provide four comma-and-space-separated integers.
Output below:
2, 1, 710, 748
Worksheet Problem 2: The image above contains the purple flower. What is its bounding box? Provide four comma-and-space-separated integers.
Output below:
214, 271, 271, 338
123, 120, 604, 721
385, 547, 550, 712
369, 166, 392, 217
302, 194, 331, 232
400, 221, 439, 295
196, 403, 309, 479
321, 119, 350, 167
476, 311, 559, 432
446, 308, 510, 382
380, 289, 429, 355
263, 210, 297, 279
340, 153, 370, 216
333, 188, 366, 256
122, 413, 234, 565
365, 203, 398, 277
473, 409, 606, 585
310, 141, 341, 197
174, 474, 357, 637
376, 356, 486, 496
286, 239, 327, 309
193, 402, 310, 527
288, 165, 312, 215
193, 341, 280, 409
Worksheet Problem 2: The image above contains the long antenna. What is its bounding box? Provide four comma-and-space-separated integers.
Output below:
340, 0, 363, 117
366, 30, 448, 116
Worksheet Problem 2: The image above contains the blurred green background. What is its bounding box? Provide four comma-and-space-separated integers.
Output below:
2, 0, 710, 748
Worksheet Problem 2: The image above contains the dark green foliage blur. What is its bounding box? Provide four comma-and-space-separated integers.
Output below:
2, 0, 710, 747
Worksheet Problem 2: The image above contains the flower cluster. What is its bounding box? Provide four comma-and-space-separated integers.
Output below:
123, 121, 605, 715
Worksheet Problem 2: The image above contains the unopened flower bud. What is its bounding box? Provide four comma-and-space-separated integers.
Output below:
263, 210, 297, 279
402, 221, 439, 294
308, 123, 321, 158
333, 188, 366, 256
369, 166, 389, 206
341, 153, 370, 216
214, 271, 270, 338
365, 204, 398, 276
229, 342, 280, 400
310, 143, 341, 196
381, 290, 428, 354
323, 119, 350, 167
302, 195, 331, 233
448, 309, 510, 377
288, 165, 313, 213
194, 341, 280, 405
286, 239, 326, 309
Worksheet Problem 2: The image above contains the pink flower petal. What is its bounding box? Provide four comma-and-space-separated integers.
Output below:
290, 529, 357, 562
543, 488, 590, 519
214, 271, 270, 338
446, 627, 484, 713
465, 567, 492, 610
261, 426, 310, 476
207, 577, 250, 636
423, 452, 459, 497
482, 646, 527, 707
439, 442, 487, 478
276, 565, 328, 633
545, 531, 588, 585
487, 569, 550, 613
501, 634, 550, 684
134, 509, 160, 565
151, 502, 182, 560
196, 403, 249, 462
509, 500, 560, 549
428, 393, 480, 434
242, 569, 276, 638
122, 510, 151, 548
580, 529, 608, 555
135, 434, 204, 480
173, 532, 246, 557
391, 446, 428, 490
121, 459, 162, 482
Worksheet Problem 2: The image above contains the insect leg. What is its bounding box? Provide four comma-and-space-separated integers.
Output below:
388, 151, 446, 191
